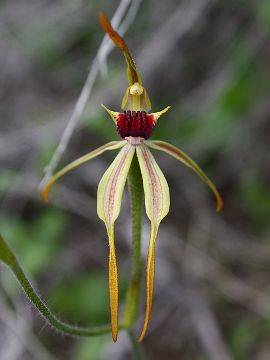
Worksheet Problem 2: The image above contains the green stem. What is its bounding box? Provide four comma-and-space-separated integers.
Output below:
123, 155, 143, 326
0, 233, 124, 337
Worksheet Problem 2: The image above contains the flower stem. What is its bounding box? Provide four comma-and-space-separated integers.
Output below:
123, 155, 143, 326
0, 233, 123, 337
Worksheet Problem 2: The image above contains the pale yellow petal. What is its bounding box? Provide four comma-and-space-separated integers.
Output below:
121, 87, 129, 109
97, 143, 135, 342
152, 106, 170, 121
101, 104, 119, 124
138, 225, 156, 342
108, 225, 118, 342
97, 143, 135, 224
136, 144, 170, 341
146, 140, 223, 211
143, 88, 152, 111
42, 141, 126, 202
136, 144, 170, 226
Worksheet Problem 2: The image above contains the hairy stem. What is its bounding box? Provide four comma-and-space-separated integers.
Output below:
0, 233, 125, 337
123, 155, 143, 326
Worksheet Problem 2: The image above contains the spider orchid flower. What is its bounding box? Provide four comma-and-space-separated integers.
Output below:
42, 13, 223, 343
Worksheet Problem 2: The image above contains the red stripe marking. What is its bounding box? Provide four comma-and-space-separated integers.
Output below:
107, 145, 132, 222
140, 146, 163, 220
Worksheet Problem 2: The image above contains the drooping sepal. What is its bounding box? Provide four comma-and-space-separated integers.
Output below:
107, 225, 118, 342
41, 141, 126, 202
97, 143, 135, 342
146, 140, 223, 211
99, 12, 142, 85
99, 11, 151, 111
136, 144, 170, 341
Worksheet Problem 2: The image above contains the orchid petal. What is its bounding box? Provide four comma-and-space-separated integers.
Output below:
99, 12, 152, 111
101, 104, 119, 124
143, 88, 152, 111
146, 140, 223, 211
121, 87, 129, 109
42, 141, 126, 202
136, 144, 170, 342
97, 143, 135, 342
152, 106, 171, 121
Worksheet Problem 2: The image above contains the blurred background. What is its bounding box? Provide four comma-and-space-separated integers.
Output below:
1, 0, 270, 359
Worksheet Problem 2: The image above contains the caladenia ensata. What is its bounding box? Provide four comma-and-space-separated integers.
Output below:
42, 12, 223, 342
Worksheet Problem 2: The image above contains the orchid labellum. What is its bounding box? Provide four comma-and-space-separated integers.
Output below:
42, 13, 223, 343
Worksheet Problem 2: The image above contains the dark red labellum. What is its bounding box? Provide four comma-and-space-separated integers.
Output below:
117, 111, 155, 139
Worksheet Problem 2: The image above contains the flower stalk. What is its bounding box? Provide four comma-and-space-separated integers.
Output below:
123, 155, 143, 327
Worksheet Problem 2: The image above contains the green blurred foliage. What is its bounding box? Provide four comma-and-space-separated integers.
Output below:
240, 179, 270, 232
229, 318, 270, 360
49, 271, 127, 324
0, 209, 67, 275
75, 335, 111, 360
49, 272, 110, 324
